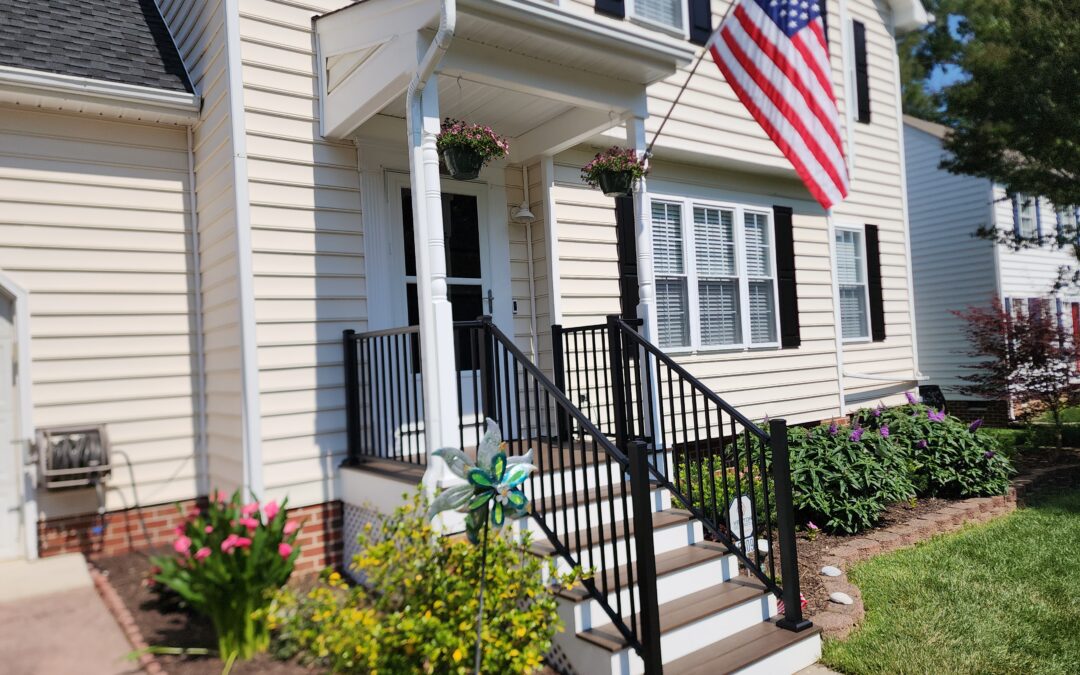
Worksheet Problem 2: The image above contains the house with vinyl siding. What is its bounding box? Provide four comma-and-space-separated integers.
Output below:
0, 0, 927, 671
904, 115, 1080, 424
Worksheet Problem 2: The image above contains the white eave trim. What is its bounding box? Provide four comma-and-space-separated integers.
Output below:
0, 65, 200, 123
888, 0, 930, 34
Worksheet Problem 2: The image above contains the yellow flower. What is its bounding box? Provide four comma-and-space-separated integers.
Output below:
452, 648, 463, 662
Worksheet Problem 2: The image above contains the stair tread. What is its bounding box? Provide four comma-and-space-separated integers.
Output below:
577, 577, 769, 651
558, 541, 730, 601
664, 620, 823, 675
529, 509, 693, 557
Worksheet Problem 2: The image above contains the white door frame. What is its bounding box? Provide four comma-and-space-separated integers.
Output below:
0, 272, 34, 560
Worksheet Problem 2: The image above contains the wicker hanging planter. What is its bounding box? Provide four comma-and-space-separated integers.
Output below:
441, 145, 485, 181
581, 147, 647, 198
436, 119, 509, 181
596, 170, 635, 197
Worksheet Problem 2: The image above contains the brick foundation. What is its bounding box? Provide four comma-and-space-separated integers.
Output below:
945, 399, 1011, 426
38, 499, 343, 574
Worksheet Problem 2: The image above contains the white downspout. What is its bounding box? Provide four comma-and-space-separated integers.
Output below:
522, 164, 539, 364
406, 0, 457, 489
186, 126, 209, 496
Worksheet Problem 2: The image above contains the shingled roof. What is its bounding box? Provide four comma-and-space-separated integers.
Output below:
0, 0, 193, 94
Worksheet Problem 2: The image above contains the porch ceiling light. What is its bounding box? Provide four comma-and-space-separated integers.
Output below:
511, 201, 535, 222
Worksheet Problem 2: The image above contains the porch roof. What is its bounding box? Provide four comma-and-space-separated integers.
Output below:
315, 0, 695, 149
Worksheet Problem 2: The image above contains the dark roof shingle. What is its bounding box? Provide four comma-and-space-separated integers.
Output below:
0, 0, 193, 94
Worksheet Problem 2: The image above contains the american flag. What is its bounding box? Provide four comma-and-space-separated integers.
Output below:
709, 0, 849, 210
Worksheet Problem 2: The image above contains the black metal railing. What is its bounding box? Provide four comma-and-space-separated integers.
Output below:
558, 314, 810, 633
552, 319, 643, 439
342, 326, 426, 466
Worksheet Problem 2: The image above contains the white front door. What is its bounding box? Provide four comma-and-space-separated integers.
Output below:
0, 294, 21, 559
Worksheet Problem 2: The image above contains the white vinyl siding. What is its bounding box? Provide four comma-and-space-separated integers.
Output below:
629, 0, 684, 30
651, 195, 780, 351
836, 228, 870, 341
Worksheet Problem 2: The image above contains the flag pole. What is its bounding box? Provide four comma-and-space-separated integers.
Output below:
645, 1, 742, 157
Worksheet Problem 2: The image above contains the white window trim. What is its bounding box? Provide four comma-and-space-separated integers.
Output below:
652, 194, 783, 354
626, 0, 690, 39
835, 223, 873, 344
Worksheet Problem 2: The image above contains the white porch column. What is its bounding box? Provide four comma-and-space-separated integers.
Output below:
627, 116, 658, 342
407, 78, 460, 478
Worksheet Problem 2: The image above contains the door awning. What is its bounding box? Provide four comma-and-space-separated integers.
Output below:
314, 0, 695, 146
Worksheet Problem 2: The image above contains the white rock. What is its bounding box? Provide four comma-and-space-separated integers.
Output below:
821, 565, 842, 577
829, 591, 854, 605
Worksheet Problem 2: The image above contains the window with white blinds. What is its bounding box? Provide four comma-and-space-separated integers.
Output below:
651, 197, 780, 351
835, 228, 870, 340
630, 0, 684, 30
1017, 195, 1038, 238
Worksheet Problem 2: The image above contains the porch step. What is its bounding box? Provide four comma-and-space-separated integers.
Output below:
577, 578, 770, 652
529, 509, 693, 558
559, 541, 731, 603
664, 620, 823, 675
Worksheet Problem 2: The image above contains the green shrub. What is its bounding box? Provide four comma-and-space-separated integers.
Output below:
272, 490, 574, 674
151, 491, 301, 661
675, 447, 775, 534
787, 422, 916, 534
853, 403, 1013, 498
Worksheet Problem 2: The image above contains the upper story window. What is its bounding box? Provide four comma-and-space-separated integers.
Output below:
629, 0, 685, 32
1056, 205, 1078, 238
652, 197, 779, 350
1015, 194, 1038, 238
836, 227, 870, 341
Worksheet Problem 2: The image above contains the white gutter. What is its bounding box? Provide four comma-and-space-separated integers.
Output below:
0, 65, 199, 122
186, 126, 209, 496
827, 211, 847, 416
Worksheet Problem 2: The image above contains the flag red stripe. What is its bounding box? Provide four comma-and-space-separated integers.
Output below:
719, 27, 848, 196
793, 26, 836, 105
711, 44, 838, 210
734, 5, 843, 150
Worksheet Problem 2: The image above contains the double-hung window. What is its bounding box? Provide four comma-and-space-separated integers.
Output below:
835, 228, 870, 341
653, 198, 779, 350
1016, 194, 1038, 238
628, 0, 685, 32
1057, 205, 1078, 240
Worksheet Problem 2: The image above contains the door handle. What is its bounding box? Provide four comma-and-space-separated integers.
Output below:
486, 289, 494, 314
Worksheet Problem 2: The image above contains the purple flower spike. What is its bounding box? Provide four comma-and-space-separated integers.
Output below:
928, 409, 946, 423
969, 419, 983, 432
916, 439, 928, 449
872, 407, 883, 418
880, 425, 890, 438
828, 422, 839, 436
850, 427, 864, 442
905, 392, 918, 405
984, 450, 996, 459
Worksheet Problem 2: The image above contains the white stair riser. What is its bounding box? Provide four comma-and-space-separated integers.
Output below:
523, 462, 621, 500
571, 554, 738, 632
733, 633, 822, 675
525, 488, 671, 536
543, 519, 706, 578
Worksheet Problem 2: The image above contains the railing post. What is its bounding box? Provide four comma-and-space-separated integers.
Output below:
551, 324, 570, 441
342, 330, 361, 466
477, 317, 497, 423
629, 439, 663, 672
769, 418, 812, 632
607, 315, 629, 452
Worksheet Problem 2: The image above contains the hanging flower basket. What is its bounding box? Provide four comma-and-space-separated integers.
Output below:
437, 119, 509, 181
581, 147, 647, 197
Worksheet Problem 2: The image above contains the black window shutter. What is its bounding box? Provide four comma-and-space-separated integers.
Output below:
865, 224, 886, 341
773, 206, 801, 348
852, 20, 871, 124
595, 0, 625, 19
614, 196, 640, 320
688, 0, 713, 45
820, 0, 829, 43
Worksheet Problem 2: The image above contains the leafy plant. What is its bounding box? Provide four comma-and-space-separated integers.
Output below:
787, 422, 916, 534
854, 400, 1013, 498
580, 146, 647, 188
676, 446, 775, 537
436, 119, 509, 163
151, 491, 301, 661
272, 490, 575, 674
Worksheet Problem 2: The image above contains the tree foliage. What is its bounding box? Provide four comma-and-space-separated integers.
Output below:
954, 297, 1080, 449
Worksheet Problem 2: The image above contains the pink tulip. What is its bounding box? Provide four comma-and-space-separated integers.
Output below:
283, 520, 299, 535
173, 535, 192, 554
278, 542, 293, 559
263, 501, 280, 520
241, 502, 260, 517
194, 547, 211, 561
204, 525, 213, 534
238, 517, 260, 531
235, 536, 252, 549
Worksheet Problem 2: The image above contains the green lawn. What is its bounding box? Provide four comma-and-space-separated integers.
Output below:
822, 488, 1080, 675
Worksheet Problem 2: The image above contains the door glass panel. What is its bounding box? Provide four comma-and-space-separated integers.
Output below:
402, 189, 481, 279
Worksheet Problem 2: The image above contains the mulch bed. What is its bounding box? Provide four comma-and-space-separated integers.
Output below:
93, 549, 318, 675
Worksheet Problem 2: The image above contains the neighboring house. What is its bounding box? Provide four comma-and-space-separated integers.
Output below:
0, 0, 926, 671
905, 115, 1080, 424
